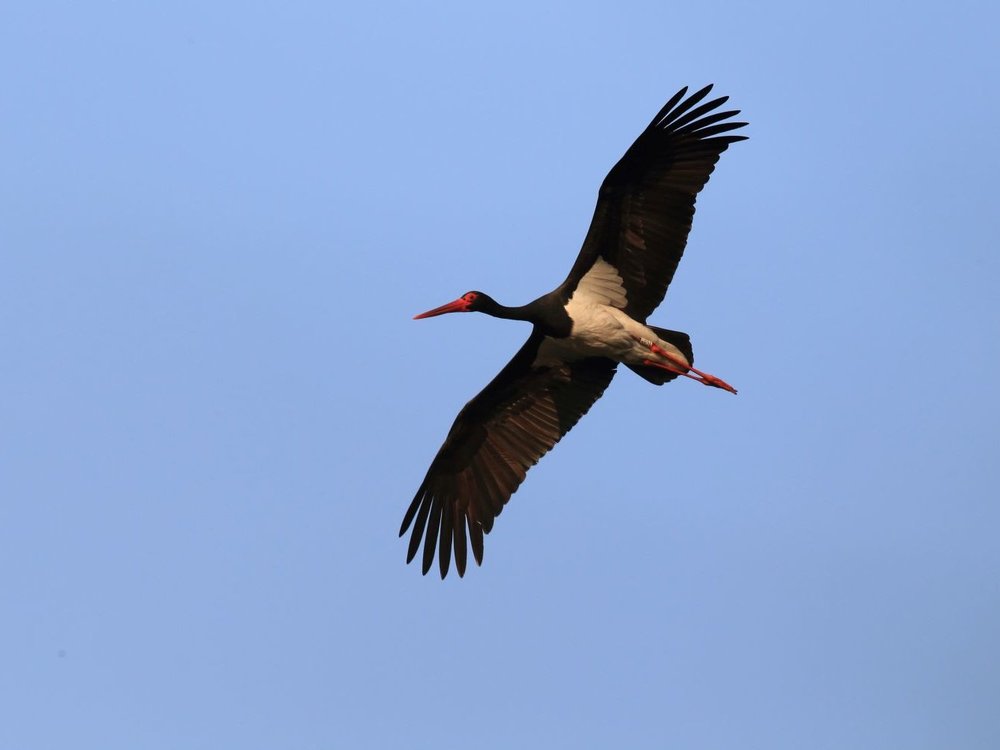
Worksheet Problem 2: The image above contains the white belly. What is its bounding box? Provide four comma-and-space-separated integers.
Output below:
533, 301, 689, 369
532, 257, 690, 369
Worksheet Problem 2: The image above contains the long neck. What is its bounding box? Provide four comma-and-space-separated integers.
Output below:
482, 294, 571, 337
482, 298, 534, 322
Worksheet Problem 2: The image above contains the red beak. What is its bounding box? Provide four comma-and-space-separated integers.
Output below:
413, 297, 469, 319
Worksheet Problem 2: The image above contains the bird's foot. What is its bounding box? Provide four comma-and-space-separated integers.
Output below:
694, 371, 738, 394
639, 341, 738, 395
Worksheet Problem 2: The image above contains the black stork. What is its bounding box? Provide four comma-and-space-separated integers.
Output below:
401, 84, 747, 578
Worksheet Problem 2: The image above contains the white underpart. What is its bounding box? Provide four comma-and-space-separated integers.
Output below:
572, 257, 628, 308
533, 258, 690, 369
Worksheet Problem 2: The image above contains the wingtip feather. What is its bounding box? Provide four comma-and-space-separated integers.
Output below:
438, 504, 454, 579
421, 502, 442, 575
656, 84, 715, 128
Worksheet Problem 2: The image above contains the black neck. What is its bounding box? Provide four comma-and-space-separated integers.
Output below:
482, 293, 571, 337
482, 298, 532, 321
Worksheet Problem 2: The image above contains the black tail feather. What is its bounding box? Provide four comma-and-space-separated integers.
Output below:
626, 327, 693, 386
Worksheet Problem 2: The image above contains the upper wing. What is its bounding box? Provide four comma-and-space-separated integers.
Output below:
561, 85, 748, 321
400, 331, 617, 578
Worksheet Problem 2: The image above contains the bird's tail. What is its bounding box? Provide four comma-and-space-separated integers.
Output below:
625, 327, 693, 385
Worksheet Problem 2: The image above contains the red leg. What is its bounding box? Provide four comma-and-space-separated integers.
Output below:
640, 342, 738, 395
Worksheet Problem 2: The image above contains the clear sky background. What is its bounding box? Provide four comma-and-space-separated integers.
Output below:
3, 1, 998, 748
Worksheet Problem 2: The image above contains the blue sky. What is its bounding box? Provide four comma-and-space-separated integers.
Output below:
3, 1, 999, 748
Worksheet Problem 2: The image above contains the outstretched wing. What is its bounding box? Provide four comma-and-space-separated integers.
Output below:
561, 84, 748, 321
400, 331, 617, 578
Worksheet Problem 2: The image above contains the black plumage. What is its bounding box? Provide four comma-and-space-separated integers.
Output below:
401, 85, 747, 577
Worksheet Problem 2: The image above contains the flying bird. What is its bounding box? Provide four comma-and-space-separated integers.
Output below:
401, 85, 747, 578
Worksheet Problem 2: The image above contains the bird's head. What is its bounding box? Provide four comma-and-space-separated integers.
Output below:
413, 291, 493, 319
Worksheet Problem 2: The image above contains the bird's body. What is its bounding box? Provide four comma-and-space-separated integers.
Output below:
402, 85, 748, 578
535, 259, 690, 369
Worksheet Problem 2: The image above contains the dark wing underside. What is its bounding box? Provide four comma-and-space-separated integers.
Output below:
561, 84, 748, 321
400, 331, 617, 578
